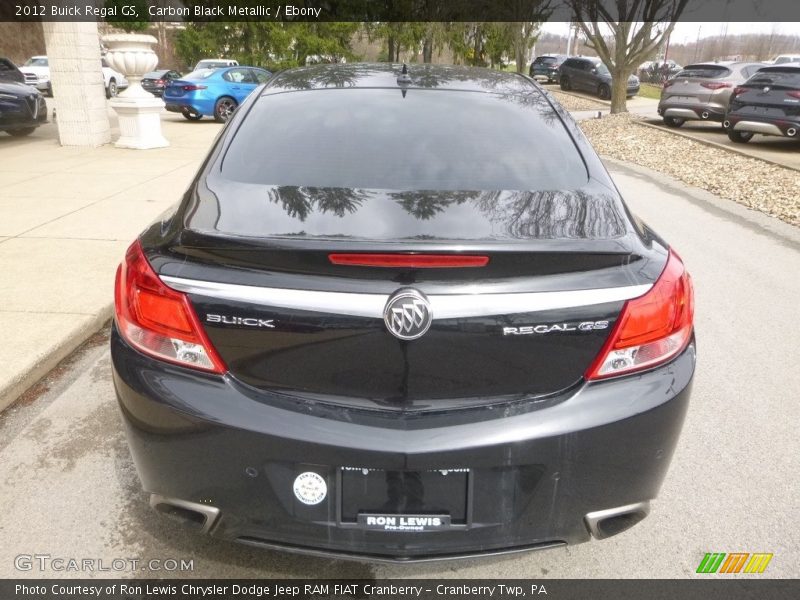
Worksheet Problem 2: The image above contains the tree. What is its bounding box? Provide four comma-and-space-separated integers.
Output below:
569, 0, 689, 113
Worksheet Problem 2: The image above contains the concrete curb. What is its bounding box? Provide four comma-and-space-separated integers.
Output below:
0, 305, 113, 413
633, 120, 800, 173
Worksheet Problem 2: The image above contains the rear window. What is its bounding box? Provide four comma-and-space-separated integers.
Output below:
675, 65, 732, 79
183, 69, 216, 80
745, 67, 800, 88
222, 89, 588, 191
534, 56, 558, 65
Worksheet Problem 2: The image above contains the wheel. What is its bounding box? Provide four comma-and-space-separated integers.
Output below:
181, 109, 203, 121
7, 127, 36, 137
598, 84, 610, 100
214, 96, 237, 123
663, 116, 685, 128
560, 77, 571, 91
727, 129, 753, 144
106, 78, 117, 99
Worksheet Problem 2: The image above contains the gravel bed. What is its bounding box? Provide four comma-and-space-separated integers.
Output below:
547, 89, 607, 111
579, 114, 800, 227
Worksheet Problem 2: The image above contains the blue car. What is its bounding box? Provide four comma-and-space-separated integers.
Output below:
164, 66, 272, 122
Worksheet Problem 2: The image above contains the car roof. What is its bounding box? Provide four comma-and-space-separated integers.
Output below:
265, 63, 534, 96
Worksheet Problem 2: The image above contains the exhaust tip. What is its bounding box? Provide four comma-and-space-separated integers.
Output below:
787, 128, 797, 137
701, 111, 710, 119
150, 494, 220, 534
723, 120, 731, 128
585, 501, 650, 540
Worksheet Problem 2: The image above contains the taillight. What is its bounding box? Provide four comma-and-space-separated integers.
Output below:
328, 254, 489, 268
732, 86, 748, 97
701, 82, 731, 90
183, 84, 207, 91
663, 80, 673, 89
585, 250, 694, 380
114, 240, 226, 373
156, 79, 166, 85
787, 91, 800, 99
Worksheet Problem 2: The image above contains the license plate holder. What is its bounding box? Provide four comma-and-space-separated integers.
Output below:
339, 467, 470, 526
357, 513, 452, 532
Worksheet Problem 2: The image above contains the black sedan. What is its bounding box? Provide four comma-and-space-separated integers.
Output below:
141, 69, 182, 97
0, 57, 47, 137
724, 64, 800, 143
111, 63, 695, 562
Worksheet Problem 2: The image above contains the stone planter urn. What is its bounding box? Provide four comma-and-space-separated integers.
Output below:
102, 33, 168, 149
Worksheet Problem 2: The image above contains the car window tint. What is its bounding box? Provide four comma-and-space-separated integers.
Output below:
184, 69, 216, 80
224, 68, 254, 83
746, 68, 800, 88
222, 89, 588, 191
534, 57, 558, 65
676, 65, 732, 79
252, 69, 272, 84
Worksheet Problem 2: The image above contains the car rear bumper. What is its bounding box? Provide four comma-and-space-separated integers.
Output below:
111, 325, 695, 562
658, 101, 726, 121
725, 114, 800, 138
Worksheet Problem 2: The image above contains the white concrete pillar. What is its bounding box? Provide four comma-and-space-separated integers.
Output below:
41, 21, 111, 147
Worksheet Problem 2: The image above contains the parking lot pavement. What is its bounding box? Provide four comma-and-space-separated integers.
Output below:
0, 100, 223, 413
0, 161, 797, 579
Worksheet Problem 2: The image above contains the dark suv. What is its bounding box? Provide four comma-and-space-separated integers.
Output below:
0, 58, 47, 137
529, 54, 568, 83
724, 64, 800, 143
560, 57, 640, 99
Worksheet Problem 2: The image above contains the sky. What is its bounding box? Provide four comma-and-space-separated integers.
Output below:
540, 22, 798, 44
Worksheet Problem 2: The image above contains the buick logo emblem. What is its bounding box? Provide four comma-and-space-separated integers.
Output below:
383, 289, 432, 341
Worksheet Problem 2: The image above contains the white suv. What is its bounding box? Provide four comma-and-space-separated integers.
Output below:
19, 55, 129, 98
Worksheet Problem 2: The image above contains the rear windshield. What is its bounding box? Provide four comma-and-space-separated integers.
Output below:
534, 56, 558, 64
183, 69, 217, 80
675, 65, 731, 79
222, 89, 587, 191
745, 68, 800, 88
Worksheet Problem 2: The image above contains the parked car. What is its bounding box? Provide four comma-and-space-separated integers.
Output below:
141, 69, 182, 97
112, 63, 695, 562
770, 55, 800, 65
560, 57, 640, 99
529, 54, 569, 83
100, 58, 129, 98
19, 55, 128, 98
193, 58, 239, 71
657, 61, 766, 128
724, 63, 800, 143
163, 66, 272, 122
0, 57, 47, 136
19, 56, 51, 96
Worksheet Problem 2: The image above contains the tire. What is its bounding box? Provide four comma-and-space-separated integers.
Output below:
106, 79, 117, 99
560, 77, 571, 91
663, 116, 685, 128
214, 96, 237, 123
7, 127, 36, 137
727, 129, 753, 144
598, 84, 611, 100
181, 109, 203, 121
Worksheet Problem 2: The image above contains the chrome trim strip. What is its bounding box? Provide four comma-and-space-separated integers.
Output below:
733, 120, 783, 136
663, 107, 700, 119
161, 276, 651, 319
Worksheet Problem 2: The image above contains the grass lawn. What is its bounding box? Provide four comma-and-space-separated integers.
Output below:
638, 83, 663, 99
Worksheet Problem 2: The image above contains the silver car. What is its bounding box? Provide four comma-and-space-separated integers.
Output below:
658, 62, 767, 128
